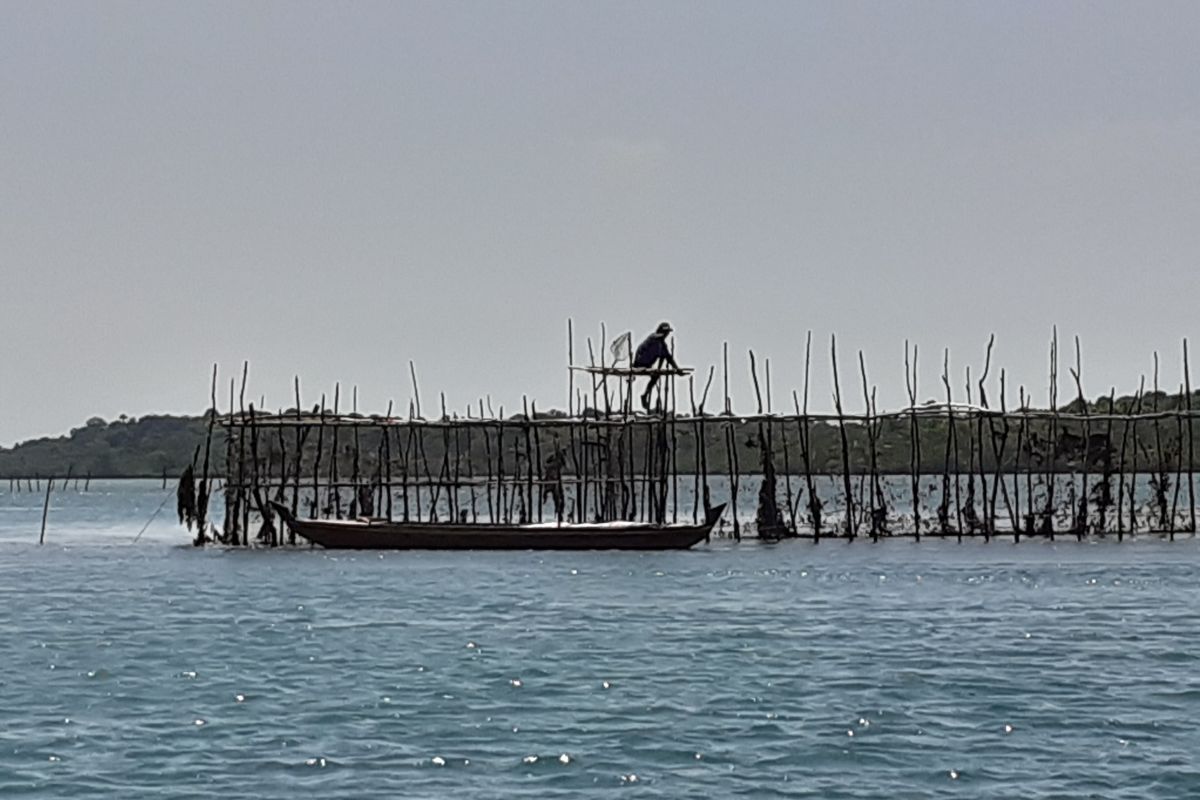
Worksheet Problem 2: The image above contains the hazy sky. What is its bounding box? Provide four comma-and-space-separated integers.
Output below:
2, 1, 1199, 444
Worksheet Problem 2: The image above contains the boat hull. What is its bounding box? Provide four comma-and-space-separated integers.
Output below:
272, 504, 725, 551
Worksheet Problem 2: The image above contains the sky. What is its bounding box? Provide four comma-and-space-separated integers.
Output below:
2, 1, 1199, 444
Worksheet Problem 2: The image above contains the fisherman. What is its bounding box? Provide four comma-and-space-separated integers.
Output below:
633, 321, 679, 412
540, 447, 566, 520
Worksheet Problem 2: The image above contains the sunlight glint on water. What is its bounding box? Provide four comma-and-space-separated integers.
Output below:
2, 481, 1200, 798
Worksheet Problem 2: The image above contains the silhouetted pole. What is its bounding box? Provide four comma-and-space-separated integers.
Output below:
38, 477, 54, 545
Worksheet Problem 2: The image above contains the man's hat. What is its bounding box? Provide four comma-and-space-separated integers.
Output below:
656, 321, 673, 335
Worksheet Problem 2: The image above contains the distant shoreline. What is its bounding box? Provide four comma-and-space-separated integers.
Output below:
2, 396, 1199, 481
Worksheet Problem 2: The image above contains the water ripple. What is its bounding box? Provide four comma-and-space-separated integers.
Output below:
3, 515, 1200, 797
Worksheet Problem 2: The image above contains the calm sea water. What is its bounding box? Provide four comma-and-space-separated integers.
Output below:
3, 481, 1200, 798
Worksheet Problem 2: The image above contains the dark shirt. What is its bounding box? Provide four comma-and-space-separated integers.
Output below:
543, 451, 565, 480
633, 334, 677, 369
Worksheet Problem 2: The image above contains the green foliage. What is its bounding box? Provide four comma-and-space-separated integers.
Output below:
0, 415, 214, 478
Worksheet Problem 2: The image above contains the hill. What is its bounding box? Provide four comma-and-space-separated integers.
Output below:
0, 415, 212, 479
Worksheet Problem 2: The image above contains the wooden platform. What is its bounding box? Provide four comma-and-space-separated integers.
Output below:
570, 365, 694, 377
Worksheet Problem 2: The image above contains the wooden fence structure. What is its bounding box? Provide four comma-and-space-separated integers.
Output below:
178, 326, 1200, 546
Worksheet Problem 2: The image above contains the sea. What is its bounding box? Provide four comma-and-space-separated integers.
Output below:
3, 480, 1200, 798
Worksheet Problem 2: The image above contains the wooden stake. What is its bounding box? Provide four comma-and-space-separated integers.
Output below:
723, 341, 731, 416
312, 393, 327, 523
409, 361, 423, 420
38, 477, 54, 545
798, 331, 820, 541
831, 334, 854, 539
1069, 337, 1088, 540
238, 361, 249, 544
905, 341, 920, 539
859, 351, 879, 540
1186, 339, 1196, 533
568, 319, 575, 418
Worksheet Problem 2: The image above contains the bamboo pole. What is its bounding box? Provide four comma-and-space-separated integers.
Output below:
412, 405, 437, 521
600, 323, 612, 418
38, 477, 55, 544
778, 375, 797, 535
481, 413, 494, 523
963, 367, 980, 536
384, 400, 395, 522
568, 319, 575, 418
642, 417, 653, 523
689, 376, 700, 525
438, 393, 455, 522
291, 378, 305, 534
726, 422, 740, 539
657, 415, 669, 525
195, 364, 217, 545
905, 341, 920, 539
409, 361, 423, 420
1128, 378, 1146, 535
401, 414, 415, 521
1157, 355, 1175, 534
464, 405, 478, 523
941, 350, 962, 539
1116, 380, 1140, 539
722, 341, 731, 416
330, 384, 342, 519
224, 378, 237, 539
567, 395, 583, 523
1045, 329, 1059, 539
1171, 383, 1184, 536
976, 338, 996, 539
859, 351, 880, 541
522, 396, 534, 524
1186, 339, 1196, 533
273, 408, 288, 514
992, 370, 1016, 533
669, 373, 679, 524
1153, 353, 1167, 531
626, 414, 637, 521
798, 331, 820, 541
585, 341, 599, 518
698, 366, 714, 528
1022, 387, 1035, 538
831, 335, 854, 539
1012, 386, 1026, 541
1069, 337, 1088, 540
1098, 388, 1117, 535
351, 387, 363, 519
247, 403, 274, 546
312, 394, 326, 521
749, 349, 778, 537
496, 419, 508, 524
448, 400, 461, 523
238, 362, 249, 543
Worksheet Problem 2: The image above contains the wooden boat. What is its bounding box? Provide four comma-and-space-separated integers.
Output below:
271, 503, 726, 551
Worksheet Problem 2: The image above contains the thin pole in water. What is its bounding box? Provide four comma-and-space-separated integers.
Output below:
39, 477, 55, 545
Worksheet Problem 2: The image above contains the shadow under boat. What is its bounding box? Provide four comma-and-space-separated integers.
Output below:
271, 502, 726, 551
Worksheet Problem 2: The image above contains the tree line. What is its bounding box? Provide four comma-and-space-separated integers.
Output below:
1, 390, 1198, 480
